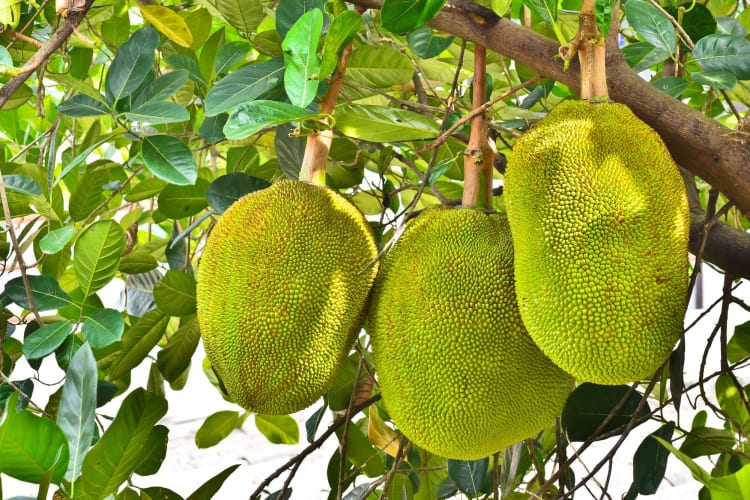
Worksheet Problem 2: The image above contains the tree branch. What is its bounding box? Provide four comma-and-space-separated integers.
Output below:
0, 0, 96, 108
345, 0, 750, 217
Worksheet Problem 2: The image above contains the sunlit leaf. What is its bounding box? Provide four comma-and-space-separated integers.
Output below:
139, 5, 193, 48
224, 100, 319, 140
195, 410, 244, 448
74, 220, 126, 298
141, 135, 198, 186
23, 321, 73, 360
204, 59, 285, 117
0, 393, 69, 484
255, 414, 299, 445
281, 9, 323, 108
74, 389, 168, 499
335, 104, 439, 142
40, 226, 76, 255
81, 309, 125, 349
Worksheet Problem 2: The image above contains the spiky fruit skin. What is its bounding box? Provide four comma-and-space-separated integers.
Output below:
367, 207, 573, 460
504, 100, 690, 385
197, 180, 379, 415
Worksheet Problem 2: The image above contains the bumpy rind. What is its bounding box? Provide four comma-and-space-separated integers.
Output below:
504, 100, 690, 384
368, 207, 573, 460
197, 179, 379, 414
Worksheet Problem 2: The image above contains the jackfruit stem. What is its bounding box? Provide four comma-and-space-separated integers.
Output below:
300, 44, 354, 186
462, 44, 494, 210
575, 0, 608, 100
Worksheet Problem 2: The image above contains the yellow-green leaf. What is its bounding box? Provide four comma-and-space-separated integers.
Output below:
139, 5, 194, 48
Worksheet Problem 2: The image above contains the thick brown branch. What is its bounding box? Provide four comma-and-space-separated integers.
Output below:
0, 0, 96, 108
346, 0, 750, 217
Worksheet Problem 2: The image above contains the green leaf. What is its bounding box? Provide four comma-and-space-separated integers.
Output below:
204, 59, 285, 117
652, 436, 712, 485
335, 104, 440, 142
185, 464, 241, 500
199, 114, 228, 144
281, 9, 323, 108
125, 178, 168, 202
447, 458, 488, 497
679, 426, 736, 457
152, 270, 197, 317
205, 172, 270, 213
195, 410, 244, 448
255, 414, 299, 445
23, 321, 73, 359
132, 70, 189, 109
381, 0, 448, 33
139, 4, 193, 48
105, 27, 160, 102
58, 94, 110, 117
320, 10, 363, 78
407, 26, 455, 59
156, 317, 200, 384
709, 463, 750, 500
521, 0, 557, 27
125, 102, 190, 125
165, 54, 207, 86
74, 220, 126, 298
715, 374, 750, 432
119, 251, 159, 274
622, 41, 671, 73
215, 41, 252, 75
107, 309, 170, 380
141, 135, 198, 186
276, 0, 325, 39
157, 179, 209, 219
5, 274, 72, 311
81, 309, 125, 349
0, 392, 69, 484
347, 45, 414, 88
213, 0, 265, 34
633, 421, 674, 494
427, 158, 454, 186
56, 343, 97, 483
74, 389, 168, 499
224, 100, 318, 140
561, 383, 650, 441
134, 425, 169, 476
664, 3, 716, 48
624, 0, 677, 54
693, 34, 750, 80
53, 133, 120, 188
728, 321, 750, 363
651, 76, 688, 97
69, 168, 109, 222
40, 226, 76, 255
3, 173, 42, 195
691, 70, 737, 90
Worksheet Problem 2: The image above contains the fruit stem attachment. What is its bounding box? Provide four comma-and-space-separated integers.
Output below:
563, 0, 609, 100
299, 44, 354, 186
461, 44, 495, 209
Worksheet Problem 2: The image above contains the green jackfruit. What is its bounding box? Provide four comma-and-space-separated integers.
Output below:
504, 100, 689, 385
197, 180, 379, 414
368, 207, 573, 460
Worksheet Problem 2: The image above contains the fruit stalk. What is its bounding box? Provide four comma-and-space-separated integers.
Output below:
461, 44, 495, 209
299, 44, 354, 186
576, 0, 608, 99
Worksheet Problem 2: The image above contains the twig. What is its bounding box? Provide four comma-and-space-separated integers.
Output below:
0, 0, 96, 108
248, 394, 382, 500
0, 175, 43, 326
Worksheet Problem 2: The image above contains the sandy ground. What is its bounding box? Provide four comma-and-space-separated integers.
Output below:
3, 266, 749, 499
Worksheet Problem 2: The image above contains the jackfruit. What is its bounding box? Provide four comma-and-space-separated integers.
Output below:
197, 179, 379, 414
367, 207, 573, 460
504, 100, 689, 385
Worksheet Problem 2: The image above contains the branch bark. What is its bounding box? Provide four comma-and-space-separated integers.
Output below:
346, 0, 750, 218
0, 0, 96, 108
